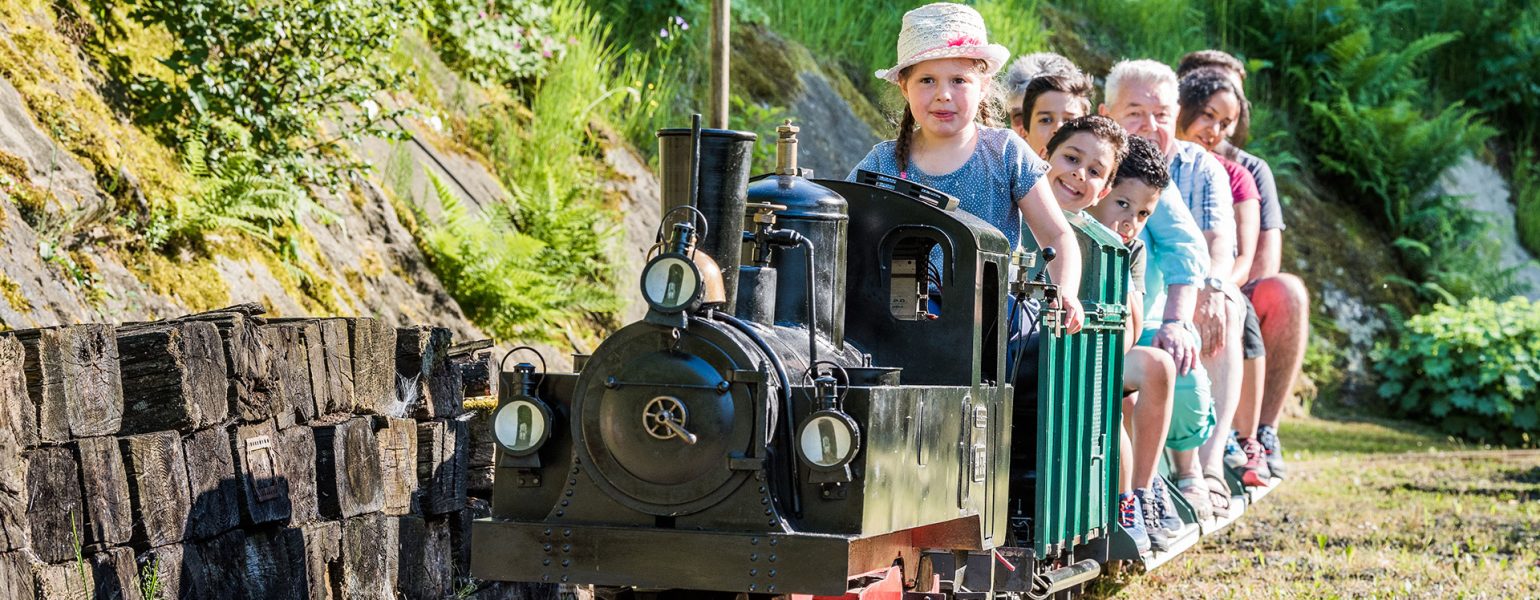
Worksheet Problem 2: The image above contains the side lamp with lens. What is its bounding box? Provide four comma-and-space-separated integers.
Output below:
494, 347, 552, 470
795, 362, 860, 484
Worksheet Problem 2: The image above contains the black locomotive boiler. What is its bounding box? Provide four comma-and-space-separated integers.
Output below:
471, 121, 1182, 599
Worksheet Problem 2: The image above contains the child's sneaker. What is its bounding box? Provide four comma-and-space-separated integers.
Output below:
1119, 493, 1151, 554
1258, 424, 1286, 479
1134, 487, 1173, 552
1223, 432, 1246, 470
1238, 437, 1272, 487
1150, 478, 1186, 532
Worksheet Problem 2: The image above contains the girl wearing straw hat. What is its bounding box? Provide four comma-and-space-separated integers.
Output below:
846, 2, 1085, 335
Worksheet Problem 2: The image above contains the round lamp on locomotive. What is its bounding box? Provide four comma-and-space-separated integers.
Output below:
492, 358, 553, 467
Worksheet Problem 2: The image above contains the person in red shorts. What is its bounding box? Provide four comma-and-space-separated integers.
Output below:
1178, 50, 1310, 482
1174, 68, 1274, 487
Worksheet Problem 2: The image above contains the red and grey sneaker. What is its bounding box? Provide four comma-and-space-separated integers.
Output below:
1239, 437, 1272, 488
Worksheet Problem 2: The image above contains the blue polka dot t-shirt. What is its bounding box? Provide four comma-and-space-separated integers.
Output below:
845, 126, 1049, 250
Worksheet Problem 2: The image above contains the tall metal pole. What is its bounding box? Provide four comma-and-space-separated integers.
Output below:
709, 0, 729, 129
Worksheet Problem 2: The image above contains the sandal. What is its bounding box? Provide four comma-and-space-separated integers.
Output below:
1205, 473, 1236, 520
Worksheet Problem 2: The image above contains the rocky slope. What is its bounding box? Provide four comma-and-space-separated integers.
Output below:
0, 4, 662, 366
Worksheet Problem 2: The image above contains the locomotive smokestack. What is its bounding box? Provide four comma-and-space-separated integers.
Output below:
657, 126, 757, 313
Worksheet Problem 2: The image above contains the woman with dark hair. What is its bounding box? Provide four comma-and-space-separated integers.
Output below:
1175, 68, 1274, 489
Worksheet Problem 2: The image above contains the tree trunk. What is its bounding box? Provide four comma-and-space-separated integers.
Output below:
396, 326, 462, 419
417, 419, 468, 515
406, 516, 453, 600
456, 349, 497, 399
182, 426, 242, 541
91, 546, 144, 600
34, 559, 94, 598
199, 312, 277, 423
341, 512, 398, 600
263, 324, 317, 425
374, 416, 418, 516
233, 420, 292, 525
138, 543, 192, 600
0, 335, 35, 449
189, 528, 247, 599
242, 527, 304, 600
466, 408, 497, 496
296, 520, 342, 600
0, 432, 26, 552
348, 318, 397, 416
315, 417, 384, 519
279, 425, 320, 526
0, 551, 33, 599
24, 445, 83, 564
317, 320, 356, 416
74, 436, 133, 548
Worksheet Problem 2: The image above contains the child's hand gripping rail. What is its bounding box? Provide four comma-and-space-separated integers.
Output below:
1012, 247, 1063, 335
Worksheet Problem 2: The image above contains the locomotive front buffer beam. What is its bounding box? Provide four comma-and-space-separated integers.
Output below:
472, 520, 860, 596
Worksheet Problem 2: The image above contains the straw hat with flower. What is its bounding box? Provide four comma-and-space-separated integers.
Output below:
875, 3, 1011, 85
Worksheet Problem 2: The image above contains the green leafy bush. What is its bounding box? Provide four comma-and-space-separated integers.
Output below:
424, 0, 567, 86
1373, 297, 1540, 447
1515, 148, 1540, 257
100, 0, 409, 174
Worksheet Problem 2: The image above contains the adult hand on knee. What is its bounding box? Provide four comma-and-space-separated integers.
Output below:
1153, 320, 1198, 375
1194, 287, 1227, 354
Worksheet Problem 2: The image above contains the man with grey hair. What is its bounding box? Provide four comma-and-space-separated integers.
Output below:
1101, 58, 1242, 523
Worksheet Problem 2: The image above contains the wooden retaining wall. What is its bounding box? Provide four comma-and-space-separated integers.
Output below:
0, 304, 536, 600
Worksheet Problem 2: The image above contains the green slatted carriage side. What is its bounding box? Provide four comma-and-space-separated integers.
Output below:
1028, 214, 1130, 558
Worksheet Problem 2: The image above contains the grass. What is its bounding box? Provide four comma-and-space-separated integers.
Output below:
1094, 414, 1540, 598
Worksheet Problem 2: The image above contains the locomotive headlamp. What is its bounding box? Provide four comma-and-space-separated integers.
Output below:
494, 352, 552, 460
643, 220, 707, 314
796, 410, 860, 470
641, 253, 703, 314
796, 362, 860, 474
493, 397, 551, 456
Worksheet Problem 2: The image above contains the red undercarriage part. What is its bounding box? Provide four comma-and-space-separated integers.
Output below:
791, 565, 942, 600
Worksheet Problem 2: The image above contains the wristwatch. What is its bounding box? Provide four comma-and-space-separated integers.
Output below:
1161, 318, 1197, 334
1203, 276, 1225, 292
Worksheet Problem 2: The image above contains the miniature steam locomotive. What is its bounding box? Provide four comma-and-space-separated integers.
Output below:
470, 121, 1185, 599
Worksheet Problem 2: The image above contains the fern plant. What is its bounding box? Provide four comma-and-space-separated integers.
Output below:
150, 120, 336, 253
413, 173, 618, 343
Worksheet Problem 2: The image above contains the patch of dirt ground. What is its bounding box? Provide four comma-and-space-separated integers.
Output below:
1094, 417, 1540, 599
